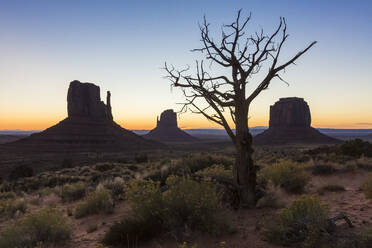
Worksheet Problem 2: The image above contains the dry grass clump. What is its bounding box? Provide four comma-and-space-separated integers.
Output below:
75, 188, 114, 218
0, 208, 71, 248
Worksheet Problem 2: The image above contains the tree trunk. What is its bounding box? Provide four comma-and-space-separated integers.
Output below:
234, 105, 257, 207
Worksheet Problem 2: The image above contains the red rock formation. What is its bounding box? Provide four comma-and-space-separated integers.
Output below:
144, 109, 198, 143
8, 80, 161, 152
254, 97, 339, 145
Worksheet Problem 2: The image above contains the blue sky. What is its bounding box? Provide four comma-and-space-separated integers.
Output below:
0, 0, 371, 129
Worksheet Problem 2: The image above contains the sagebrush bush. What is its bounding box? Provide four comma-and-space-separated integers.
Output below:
101, 177, 125, 200
60, 182, 86, 202
75, 188, 114, 218
259, 160, 310, 194
104, 177, 228, 245
262, 196, 329, 248
146, 153, 233, 182
196, 164, 232, 179
0, 208, 71, 248
0, 198, 27, 218
362, 176, 372, 199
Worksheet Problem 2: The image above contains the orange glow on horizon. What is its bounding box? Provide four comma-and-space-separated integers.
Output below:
1, 117, 372, 131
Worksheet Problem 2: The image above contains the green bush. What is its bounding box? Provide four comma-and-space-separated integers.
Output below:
259, 160, 310, 194
340, 139, 372, 158
75, 188, 114, 218
60, 182, 86, 202
0, 208, 71, 248
0, 198, 27, 218
362, 176, 372, 199
104, 177, 228, 245
262, 196, 329, 247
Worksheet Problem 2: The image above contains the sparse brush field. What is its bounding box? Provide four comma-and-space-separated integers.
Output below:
1, 141, 372, 247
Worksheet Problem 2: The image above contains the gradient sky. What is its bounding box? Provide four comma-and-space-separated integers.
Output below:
0, 0, 371, 130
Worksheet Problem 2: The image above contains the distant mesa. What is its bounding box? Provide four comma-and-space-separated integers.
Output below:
144, 109, 198, 143
254, 97, 340, 145
7, 80, 161, 152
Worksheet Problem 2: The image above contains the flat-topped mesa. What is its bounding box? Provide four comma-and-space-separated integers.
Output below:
6, 80, 162, 152
157, 109, 178, 128
254, 97, 340, 145
67, 80, 113, 120
269, 97, 311, 128
144, 109, 198, 143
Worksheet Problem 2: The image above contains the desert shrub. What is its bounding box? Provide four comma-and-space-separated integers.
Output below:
340, 139, 372, 158
0, 198, 27, 218
362, 176, 372, 199
0, 208, 71, 248
95, 163, 115, 172
196, 164, 233, 179
311, 163, 336, 175
75, 188, 114, 218
146, 153, 233, 182
104, 177, 228, 245
259, 160, 310, 194
256, 184, 284, 209
356, 157, 372, 170
134, 153, 148, 163
8, 165, 33, 181
163, 176, 226, 234
262, 196, 329, 247
101, 177, 125, 200
60, 182, 86, 202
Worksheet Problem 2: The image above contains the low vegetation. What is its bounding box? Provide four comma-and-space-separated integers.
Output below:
59, 182, 86, 202
362, 176, 372, 199
0, 208, 71, 248
75, 188, 114, 218
104, 176, 229, 245
340, 139, 372, 158
318, 184, 346, 195
259, 160, 310, 194
261, 196, 330, 248
0, 197, 27, 218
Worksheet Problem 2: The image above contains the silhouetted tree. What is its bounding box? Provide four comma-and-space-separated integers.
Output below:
164, 10, 316, 207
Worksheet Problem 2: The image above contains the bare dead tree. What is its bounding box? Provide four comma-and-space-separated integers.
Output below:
164, 10, 316, 207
